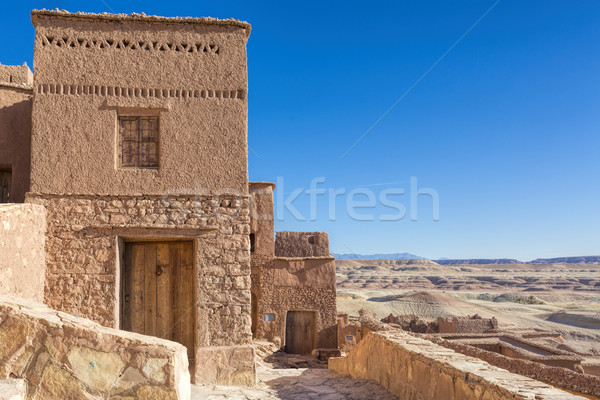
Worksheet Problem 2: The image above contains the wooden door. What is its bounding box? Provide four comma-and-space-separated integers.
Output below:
285, 311, 316, 354
0, 170, 10, 203
122, 241, 195, 361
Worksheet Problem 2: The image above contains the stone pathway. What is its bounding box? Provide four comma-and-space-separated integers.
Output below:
191, 346, 398, 400
191, 365, 398, 400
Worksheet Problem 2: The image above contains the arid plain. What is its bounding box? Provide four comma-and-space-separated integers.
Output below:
336, 259, 600, 356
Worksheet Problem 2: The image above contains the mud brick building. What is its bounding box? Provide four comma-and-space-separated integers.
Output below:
1, 10, 255, 384
249, 182, 337, 354
0, 9, 338, 385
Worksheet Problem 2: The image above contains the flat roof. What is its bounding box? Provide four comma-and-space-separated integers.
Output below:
31, 9, 251, 38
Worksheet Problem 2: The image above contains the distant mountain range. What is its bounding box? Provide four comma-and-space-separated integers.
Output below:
435, 259, 521, 265
333, 253, 600, 264
528, 256, 600, 264
331, 252, 427, 261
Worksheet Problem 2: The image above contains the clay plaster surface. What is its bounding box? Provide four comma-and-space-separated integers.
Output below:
30, 11, 249, 195
0, 204, 46, 302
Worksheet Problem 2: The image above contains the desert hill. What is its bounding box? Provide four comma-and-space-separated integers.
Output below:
336, 259, 600, 292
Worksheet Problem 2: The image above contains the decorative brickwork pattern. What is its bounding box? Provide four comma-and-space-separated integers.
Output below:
40, 34, 221, 54
36, 83, 245, 100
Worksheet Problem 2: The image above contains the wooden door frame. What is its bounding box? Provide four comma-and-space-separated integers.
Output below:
284, 309, 318, 353
118, 237, 197, 363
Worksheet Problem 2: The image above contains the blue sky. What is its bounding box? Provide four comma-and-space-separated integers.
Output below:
2, 1, 599, 260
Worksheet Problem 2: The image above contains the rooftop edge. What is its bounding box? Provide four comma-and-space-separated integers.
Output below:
30, 9, 251, 38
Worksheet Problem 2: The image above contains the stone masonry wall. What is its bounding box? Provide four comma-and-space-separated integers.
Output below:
0, 204, 46, 302
329, 331, 587, 400
437, 315, 498, 334
0, 296, 190, 399
274, 231, 330, 258
252, 257, 337, 349
26, 193, 252, 350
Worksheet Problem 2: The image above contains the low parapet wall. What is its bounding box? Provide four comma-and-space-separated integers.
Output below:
0, 296, 190, 399
432, 336, 600, 398
0, 204, 46, 302
329, 331, 587, 400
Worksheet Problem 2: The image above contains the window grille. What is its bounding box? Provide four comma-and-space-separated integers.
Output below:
118, 116, 159, 168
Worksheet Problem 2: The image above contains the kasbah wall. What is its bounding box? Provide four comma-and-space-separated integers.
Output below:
0, 8, 338, 388
0, 64, 32, 203
249, 183, 338, 351
0, 9, 257, 385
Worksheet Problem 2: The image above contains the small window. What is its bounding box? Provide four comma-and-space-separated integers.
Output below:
118, 116, 159, 168
0, 169, 11, 203
308, 235, 316, 245
249, 233, 256, 253
264, 313, 275, 322
345, 335, 354, 341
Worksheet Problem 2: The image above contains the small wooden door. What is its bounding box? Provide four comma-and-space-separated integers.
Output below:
122, 241, 195, 361
285, 311, 316, 354
0, 170, 10, 203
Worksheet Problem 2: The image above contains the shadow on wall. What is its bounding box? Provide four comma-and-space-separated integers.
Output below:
0, 99, 32, 203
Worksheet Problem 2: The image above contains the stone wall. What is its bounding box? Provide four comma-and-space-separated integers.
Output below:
437, 315, 498, 334
431, 336, 600, 398
0, 65, 33, 203
0, 204, 46, 302
251, 256, 337, 349
26, 193, 253, 378
274, 231, 330, 258
329, 331, 587, 400
336, 313, 360, 353
0, 296, 190, 399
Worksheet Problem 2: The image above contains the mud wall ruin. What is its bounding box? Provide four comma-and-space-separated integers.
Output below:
432, 335, 600, 398
0, 65, 33, 203
329, 331, 588, 400
0, 204, 46, 302
437, 315, 498, 334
